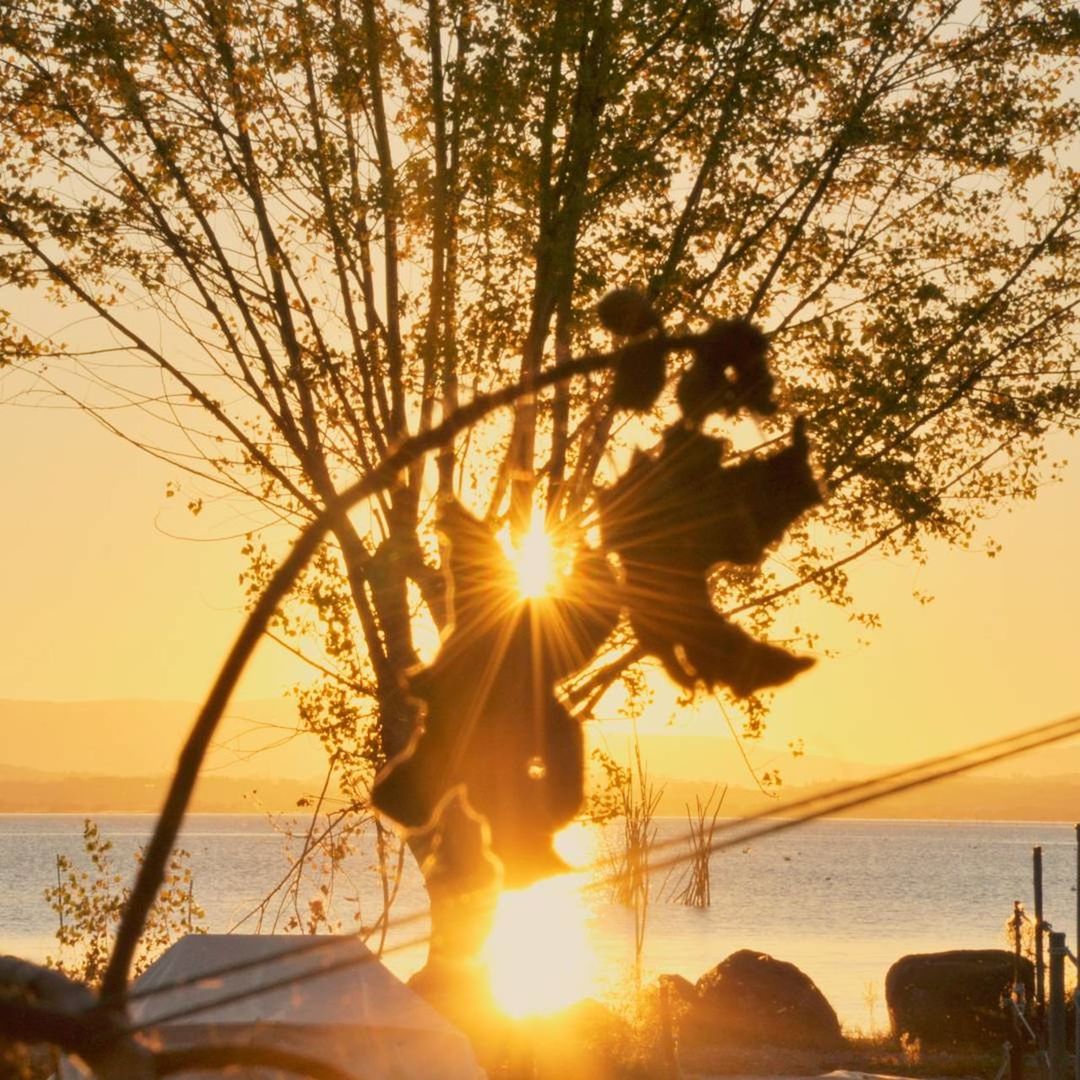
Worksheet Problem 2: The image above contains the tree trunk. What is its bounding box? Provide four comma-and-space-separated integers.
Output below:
332, 509, 497, 984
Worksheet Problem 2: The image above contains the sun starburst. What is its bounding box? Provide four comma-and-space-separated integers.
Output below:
502, 510, 560, 599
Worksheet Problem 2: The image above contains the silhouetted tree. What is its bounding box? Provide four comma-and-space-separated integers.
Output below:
2, 0, 1079, 985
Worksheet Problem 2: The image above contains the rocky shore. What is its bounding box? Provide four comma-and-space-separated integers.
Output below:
409, 946, 1053, 1078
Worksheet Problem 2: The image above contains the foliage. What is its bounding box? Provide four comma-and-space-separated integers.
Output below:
587, 746, 634, 826
236, 799, 406, 953
3, 0, 1080, 947
43, 820, 204, 987
2, 0, 1076, 654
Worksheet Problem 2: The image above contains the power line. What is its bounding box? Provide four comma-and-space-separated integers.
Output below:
119, 934, 431, 1034
632, 710, 1080, 877
113, 709, 1080, 1027
639, 711, 1080, 883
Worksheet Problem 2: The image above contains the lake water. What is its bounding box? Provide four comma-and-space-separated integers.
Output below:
1, 814, 1076, 1032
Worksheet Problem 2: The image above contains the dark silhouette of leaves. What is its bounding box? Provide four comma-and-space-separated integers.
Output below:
372, 501, 619, 887
612, 337, 669, 411
597, 287, 660, 336
677, 320, 776, 421
599, 419, 821, 696
626, 573, 814, 695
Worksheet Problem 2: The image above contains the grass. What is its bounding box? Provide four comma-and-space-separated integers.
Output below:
677, 1035, 1006, 1078
474, 992, 1021, 1079
6, 1011, 1035, 1080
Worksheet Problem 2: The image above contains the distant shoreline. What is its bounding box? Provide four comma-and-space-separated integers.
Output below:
1, 805, 1077, 826
3, 758, 1080, 821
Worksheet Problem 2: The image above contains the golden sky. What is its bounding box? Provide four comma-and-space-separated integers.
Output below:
2, 393, 1078, 772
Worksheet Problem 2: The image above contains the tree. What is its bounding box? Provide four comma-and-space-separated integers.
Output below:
2, 0, 1079, 994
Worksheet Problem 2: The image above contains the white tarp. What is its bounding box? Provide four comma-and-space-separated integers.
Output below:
59, 934, 483, 1079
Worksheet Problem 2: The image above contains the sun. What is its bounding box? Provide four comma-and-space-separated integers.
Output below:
502, 510, 560, 598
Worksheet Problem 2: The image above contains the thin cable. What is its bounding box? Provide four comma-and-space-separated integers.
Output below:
641, 710, 1080, 867
118, 712, 1080, 1011
113, 710, 1080, 1015
119, 933, 431, 1035
636, 712, 1080, 884
119, 916, 430, 1008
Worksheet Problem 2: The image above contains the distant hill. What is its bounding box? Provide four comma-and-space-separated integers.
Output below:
623, 733, 874, 786
622, 731, 1080, 786
0, 763, 323, 813
0, 698, 328, 779
1, 762, 1074, 820
1, 698, 1077, 819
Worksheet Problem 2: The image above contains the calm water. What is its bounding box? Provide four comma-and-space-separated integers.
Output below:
1, 814, 1076, 1031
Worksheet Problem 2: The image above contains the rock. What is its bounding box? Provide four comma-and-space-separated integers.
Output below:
637, 974, 700, 1041
691, 949, 844, 1048
885, 949, 1034, 1046
658, 973, 699, 1007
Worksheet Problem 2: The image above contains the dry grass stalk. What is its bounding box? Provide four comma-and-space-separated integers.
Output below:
611, 738, 663, 983
671, 784, 726, 907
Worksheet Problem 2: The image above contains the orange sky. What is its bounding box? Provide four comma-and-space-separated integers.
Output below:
2, 388, 1079, 772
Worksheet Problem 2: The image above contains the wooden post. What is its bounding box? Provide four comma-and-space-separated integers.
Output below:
1035, 846, 1046, 1019
1049, 931, 1067, 1080
1075, 825, 1079, 1080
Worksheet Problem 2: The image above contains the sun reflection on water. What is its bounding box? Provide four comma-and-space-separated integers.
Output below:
483, 870, 599, 1018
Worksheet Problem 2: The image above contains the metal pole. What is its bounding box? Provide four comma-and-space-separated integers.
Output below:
1049, 931, 1066, 1080
1036, 846, 1046, 1019
1014, 901, 1025, 975
1011, 902, 1027, 1080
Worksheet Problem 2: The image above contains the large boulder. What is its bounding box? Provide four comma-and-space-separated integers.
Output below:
658, 973, 699, 1008
885, 949, 1034, 1046
691, 949, 844, 1048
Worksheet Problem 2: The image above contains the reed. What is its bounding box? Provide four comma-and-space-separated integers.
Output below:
610, 737, 663, 984
671, 785, 726, 907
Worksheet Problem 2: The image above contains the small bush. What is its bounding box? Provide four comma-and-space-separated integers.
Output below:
44, 819, 205, 986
